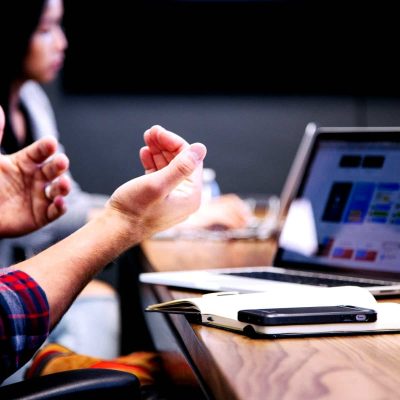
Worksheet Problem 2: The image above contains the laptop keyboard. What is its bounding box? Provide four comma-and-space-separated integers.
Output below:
226, 271, 398, 287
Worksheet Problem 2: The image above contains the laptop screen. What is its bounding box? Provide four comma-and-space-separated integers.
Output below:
276, 130, 400, 279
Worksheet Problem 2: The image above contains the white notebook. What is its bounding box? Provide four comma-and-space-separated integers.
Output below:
146, 286, 400, 338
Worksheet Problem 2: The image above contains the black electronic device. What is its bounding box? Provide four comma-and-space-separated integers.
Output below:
237, 305, 377, 326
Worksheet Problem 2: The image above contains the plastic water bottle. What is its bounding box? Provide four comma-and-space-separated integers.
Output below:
202, 168, 221, 204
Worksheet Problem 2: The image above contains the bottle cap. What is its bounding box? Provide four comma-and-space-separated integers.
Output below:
203, 168, 216, 183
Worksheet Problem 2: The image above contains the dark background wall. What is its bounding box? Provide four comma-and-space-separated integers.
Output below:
44, 0, 400, 198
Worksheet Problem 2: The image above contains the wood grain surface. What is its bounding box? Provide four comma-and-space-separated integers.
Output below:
141, 239, 400, 400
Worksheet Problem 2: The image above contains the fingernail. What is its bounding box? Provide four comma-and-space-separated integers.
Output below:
189, 143, 207, 161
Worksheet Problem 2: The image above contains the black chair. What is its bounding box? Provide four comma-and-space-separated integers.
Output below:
0, 368, 140, 400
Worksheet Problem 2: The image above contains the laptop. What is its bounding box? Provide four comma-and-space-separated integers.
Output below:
140, 123, 400, 297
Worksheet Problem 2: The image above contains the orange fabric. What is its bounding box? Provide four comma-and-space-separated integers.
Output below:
27, 343, 161, 386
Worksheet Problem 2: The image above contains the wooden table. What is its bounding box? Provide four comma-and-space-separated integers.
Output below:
139, 238, 400, 400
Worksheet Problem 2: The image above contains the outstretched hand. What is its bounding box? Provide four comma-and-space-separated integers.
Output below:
0, 107, 71, 237
108, 125, 207, 238
179, 193, 253, 230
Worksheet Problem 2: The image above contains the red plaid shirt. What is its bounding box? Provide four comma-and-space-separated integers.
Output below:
0, 270, 49, 382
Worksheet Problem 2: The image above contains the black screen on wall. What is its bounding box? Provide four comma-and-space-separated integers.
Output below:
62, 0, 400, 96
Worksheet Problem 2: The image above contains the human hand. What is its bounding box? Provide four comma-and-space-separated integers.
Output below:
179, 193, 253, 230
0, 107, 70, 237
107, 125, 207, 239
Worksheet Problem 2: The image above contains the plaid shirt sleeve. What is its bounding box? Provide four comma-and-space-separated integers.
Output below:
0, 270, 49, 383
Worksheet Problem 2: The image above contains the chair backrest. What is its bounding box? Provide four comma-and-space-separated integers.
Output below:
0, 368, 140, 400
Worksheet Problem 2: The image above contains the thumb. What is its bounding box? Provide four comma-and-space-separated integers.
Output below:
156, 142, 207, 191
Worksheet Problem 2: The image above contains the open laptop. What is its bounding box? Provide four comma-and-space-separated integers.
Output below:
140, 123, 400, 297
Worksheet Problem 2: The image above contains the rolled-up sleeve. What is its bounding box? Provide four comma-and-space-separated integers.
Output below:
0, 270, 49, 383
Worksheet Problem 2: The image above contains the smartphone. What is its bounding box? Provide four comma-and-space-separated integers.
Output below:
237, 305, 377, 326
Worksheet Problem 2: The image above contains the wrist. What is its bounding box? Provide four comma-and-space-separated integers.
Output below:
91, 205, 154, 253
88, 208, 138, 254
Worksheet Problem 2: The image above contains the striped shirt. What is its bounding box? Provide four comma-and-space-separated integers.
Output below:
0, 270, 49, 382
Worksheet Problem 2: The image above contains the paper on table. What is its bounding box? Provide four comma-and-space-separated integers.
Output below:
148, 286, 375, 316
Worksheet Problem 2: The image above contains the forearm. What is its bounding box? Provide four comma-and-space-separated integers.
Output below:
15, 209, 139, 327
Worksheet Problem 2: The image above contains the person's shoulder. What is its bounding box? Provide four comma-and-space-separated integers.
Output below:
19, 80, 58, 139
20, 81, 50, 105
